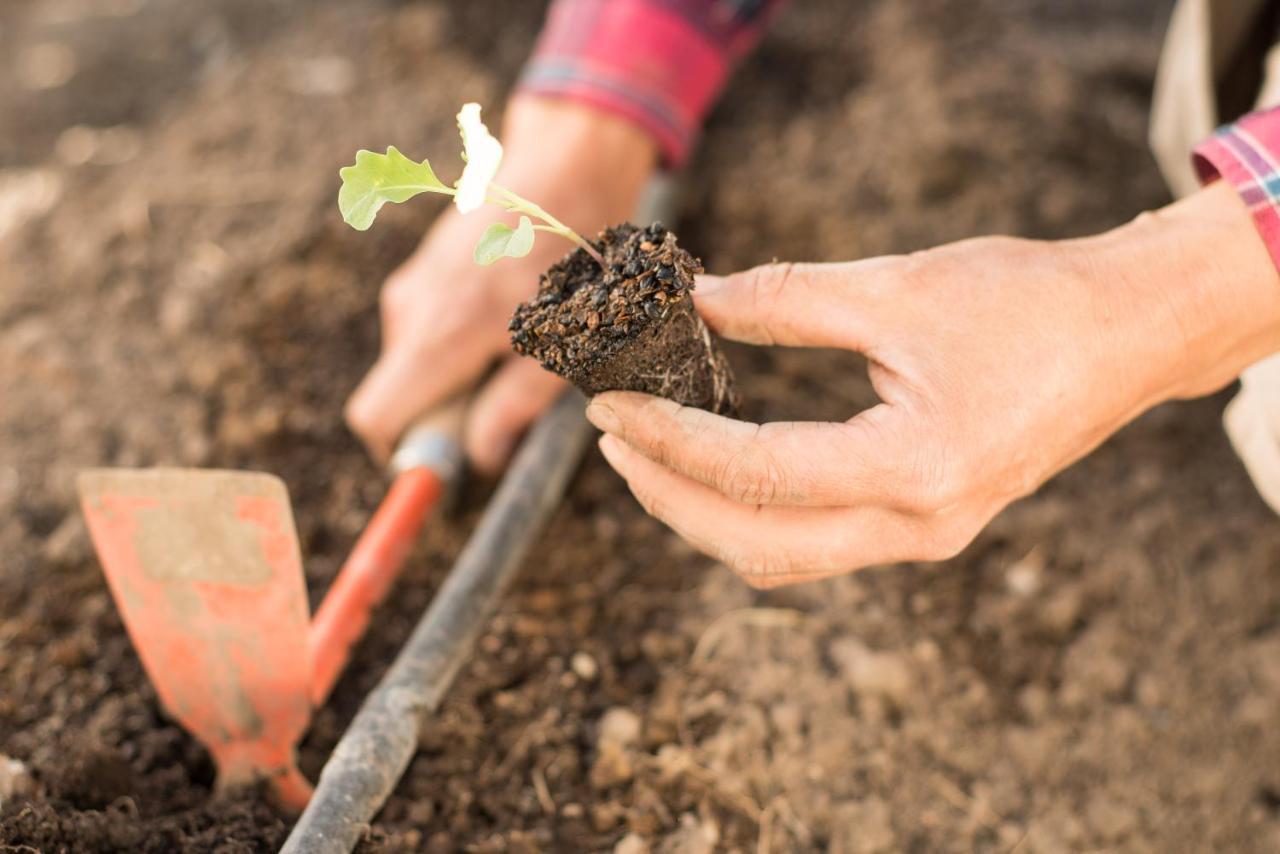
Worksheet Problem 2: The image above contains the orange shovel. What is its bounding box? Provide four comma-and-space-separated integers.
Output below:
76, 405, 464, 810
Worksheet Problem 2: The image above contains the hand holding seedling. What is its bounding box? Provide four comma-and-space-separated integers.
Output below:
587, 183, 1280, 588
342, 97, 656, 469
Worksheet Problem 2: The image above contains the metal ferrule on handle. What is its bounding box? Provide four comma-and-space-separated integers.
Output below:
389, 422, 464, 481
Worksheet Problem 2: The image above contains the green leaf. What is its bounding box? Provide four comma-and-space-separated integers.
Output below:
338, 146, 448, 231
473, 216, 535, 266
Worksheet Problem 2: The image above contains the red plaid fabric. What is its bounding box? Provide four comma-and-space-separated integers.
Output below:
1195, 106, 1280, 271
517, 0, 785, 166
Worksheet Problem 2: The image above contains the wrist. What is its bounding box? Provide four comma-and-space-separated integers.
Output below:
498, 95, 659, 230
1083, 182, 1280, 404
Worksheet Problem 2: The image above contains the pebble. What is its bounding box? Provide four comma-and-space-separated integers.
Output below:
829, 638, 914, 705
55, 124, 141, 166
1038, 586, 1083, 637
592, 802, 625, 832
659, 814, 718, 854
589, 742, 634, 789
17, 43, 76, 90
0, 755, 34, 809
599, 707, 641, 748
1005, 547, 1045, 597
1061, 624, 1129, 703
653, 743, 694, 783
0, 169, 64, 241
614, 833, 650, 854
571, 651, 599, 682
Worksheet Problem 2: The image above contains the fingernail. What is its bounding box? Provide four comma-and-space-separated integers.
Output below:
585, 399, 621, 434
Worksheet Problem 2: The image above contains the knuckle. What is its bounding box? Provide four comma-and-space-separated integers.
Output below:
714, 444, 787, 505
918, 515, 975, 562
379, 275, 412, 314
739, 262, 796, 344
724, 546, 796, 589
904, 453, 969, 515
344, 401, 386, 452
343, 396, 373, 435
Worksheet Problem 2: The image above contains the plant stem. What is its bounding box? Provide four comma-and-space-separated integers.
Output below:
491, 184, 606, 267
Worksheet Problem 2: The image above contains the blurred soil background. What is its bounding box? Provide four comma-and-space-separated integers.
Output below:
4, 0, 1280, 851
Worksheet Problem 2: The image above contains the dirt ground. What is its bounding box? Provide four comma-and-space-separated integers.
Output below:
3, 0, 1280, 851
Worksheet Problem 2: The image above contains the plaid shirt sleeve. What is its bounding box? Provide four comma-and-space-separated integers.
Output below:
1194, 106, 1280, 271
516, 0, 786, 167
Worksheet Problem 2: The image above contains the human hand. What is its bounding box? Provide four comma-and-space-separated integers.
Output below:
345, 95, 657, 472
586, 183, 1280, 587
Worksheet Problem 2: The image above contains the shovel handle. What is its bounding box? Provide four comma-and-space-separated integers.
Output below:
307, 400, 466, 707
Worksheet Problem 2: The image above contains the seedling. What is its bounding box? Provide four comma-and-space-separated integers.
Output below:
338, 103, 739, 415
338, 103, 604, 266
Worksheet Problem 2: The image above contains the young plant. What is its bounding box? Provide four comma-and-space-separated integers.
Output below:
337, 103, 604, 266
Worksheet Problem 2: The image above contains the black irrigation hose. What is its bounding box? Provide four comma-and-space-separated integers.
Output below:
280, 391, 592, 854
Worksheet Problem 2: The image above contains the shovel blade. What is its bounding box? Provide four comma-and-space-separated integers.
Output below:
77, 468, 313, 806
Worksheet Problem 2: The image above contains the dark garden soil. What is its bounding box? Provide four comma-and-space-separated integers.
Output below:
511, 223, 739, 415
3, 0, 1280, 851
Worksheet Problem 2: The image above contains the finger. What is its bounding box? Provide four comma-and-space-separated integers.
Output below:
466, 357, 567, 474
598, 434, 925, 588
345, 332, 492, 463
587, 391, 910, 508
693, 259, 895, 349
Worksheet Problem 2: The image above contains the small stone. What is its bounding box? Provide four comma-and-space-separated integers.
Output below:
590, 742, 634, 789
592, 802, 625, 832
406, 798, 435, 825
829, 638, 913, 705
913, 638, 941, 664
571, 651, 599, 682
0, 169, 63, 241
614, 832, 650, 854
1039, 587, 1083, 637
653, 744, 693, 783
561, 802, 585, 819
598, 707, 642, 748
0, 755, 35, 809
17, 43, 76, 90
1005, 547, 1045, 597
55, 124, 141, 166
659, 814, 718, 854
47, 634, 88, 668
1061, 624, 1129, 701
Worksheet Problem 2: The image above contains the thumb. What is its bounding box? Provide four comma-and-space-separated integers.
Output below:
346, 340, 487, 464
693, 261, 876, 350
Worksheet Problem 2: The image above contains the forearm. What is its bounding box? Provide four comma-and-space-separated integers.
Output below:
1081, 182, 1280, 407
516, 0, 786, 166
499, 96, 659, 231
